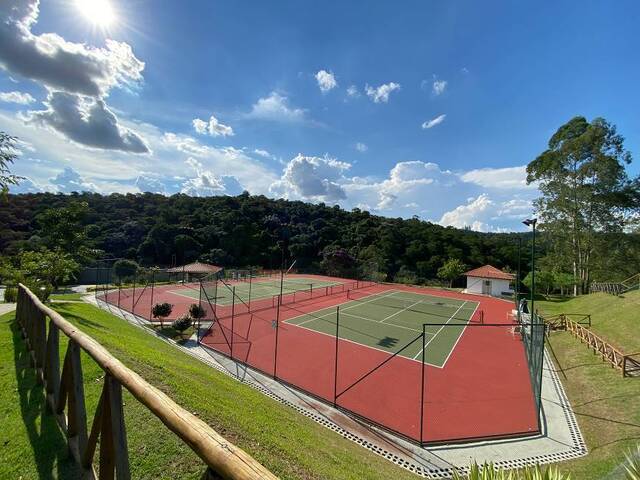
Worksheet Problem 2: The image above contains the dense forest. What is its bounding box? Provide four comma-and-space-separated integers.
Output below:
1, 192, 533, 285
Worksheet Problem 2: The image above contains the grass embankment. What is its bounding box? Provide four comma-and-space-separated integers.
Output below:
0, 302, 418, 480
538, 292, 640, 479
49, 292, 86, 301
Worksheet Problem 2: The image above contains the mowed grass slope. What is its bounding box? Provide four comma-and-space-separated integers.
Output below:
0, 303, 419, 480
539, 290, 640, 353
538, 292, 640, 479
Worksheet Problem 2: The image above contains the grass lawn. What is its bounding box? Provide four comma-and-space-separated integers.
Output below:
49, 292, 86, 301
0, 301, 420, 480
539, 290, 640, 353
538, 293, 640, 479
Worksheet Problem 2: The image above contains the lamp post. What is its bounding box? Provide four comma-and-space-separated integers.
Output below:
522, 218, 537, 321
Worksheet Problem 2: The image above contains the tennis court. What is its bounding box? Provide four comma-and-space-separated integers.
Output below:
286, 290, 481, 367
169, 275, 341, 306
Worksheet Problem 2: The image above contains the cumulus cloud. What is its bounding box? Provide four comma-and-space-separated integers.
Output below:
271, 154, 351, 202
24, 91, 149, 153
180, 157, 243, 196
8, 176, 44, 193
439, 194, 493, 231
460, 166, 532, 189
49, 166, 98, 193
0, 90, 35, 104
365, 82, 401, 103
0, 0, 144, 97
192, 115, 234, 137
346, 85, 360, 98
315, 70, 337, 92
247, 92, 305, 122
135, 174, 167, 194
355, 142, 368, 152
422, 114, 446, 129
254, 148, 273, 159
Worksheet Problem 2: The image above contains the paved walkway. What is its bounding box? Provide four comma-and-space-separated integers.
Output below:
0, 303, 16, 315
89, 296, 587, 478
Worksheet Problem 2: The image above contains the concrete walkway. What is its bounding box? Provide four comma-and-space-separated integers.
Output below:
0, 303, 16, 315
89, 296, 587, 478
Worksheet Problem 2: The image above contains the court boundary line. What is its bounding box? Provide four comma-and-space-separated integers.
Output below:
412, 300, 469, 360
284, 289, 478, 368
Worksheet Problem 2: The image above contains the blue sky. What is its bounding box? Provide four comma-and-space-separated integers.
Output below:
1, 0, 639, 231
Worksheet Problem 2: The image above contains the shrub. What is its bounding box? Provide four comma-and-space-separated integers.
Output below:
4, 287, 17, 303
151, 302, 173, 325
171, 315, 192, 333
188, 303, 205, 319
113, 259, 139, 283
452, 462, 572, 480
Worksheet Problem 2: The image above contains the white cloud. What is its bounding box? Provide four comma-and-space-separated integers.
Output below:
135, 173, 166, 194
253, 148, 273, 158
365, 82, 401, 103
0, 1, 144, 97
24, 91, 149, 153
422, 114, 446, 129
346, 85, 360, 98
192, 115, 234, 137
355, 142, 368, 152
315, 70, 337, 93
49, 166, 98, 193
460, 166, 533, 189
439, 194, 493, 231
247, 92, 305, 122
271, 154, 351, 202
0, 90, 35, 104
181, 157, 243, 196
432, 78, 447, 96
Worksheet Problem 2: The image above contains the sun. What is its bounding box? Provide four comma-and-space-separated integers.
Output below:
75, 0, 116, 27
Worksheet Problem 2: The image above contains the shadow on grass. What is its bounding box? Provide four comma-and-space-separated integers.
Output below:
52, 308, 106, 331
11, 319, 83, 479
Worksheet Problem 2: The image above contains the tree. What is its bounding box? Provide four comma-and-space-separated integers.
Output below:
17, 249, 80, 290
36, 201, 94, 264
113, 259, 139, 283
0, 132, 23, 196
151, 302, 173, 327
527, 117, 639, 295
522, 270, 555, 296
437, 258, 466, 287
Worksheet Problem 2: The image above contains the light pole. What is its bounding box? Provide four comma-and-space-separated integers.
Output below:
522, 218, 537, 321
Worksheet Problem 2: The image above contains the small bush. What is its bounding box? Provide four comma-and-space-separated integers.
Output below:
188, 303, 205, 319
151, 302, 173, 321
4, 287, 17, 303
172, 315, 192, 333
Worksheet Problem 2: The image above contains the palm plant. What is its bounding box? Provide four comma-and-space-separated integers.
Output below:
452, 463, 571, 480
624, 445, 640, 480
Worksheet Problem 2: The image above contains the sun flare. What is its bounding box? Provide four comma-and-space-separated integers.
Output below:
75, 0, 116, 27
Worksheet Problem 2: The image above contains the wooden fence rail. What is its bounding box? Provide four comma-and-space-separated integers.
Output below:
15, 283, 279, 480
543, 312, 639, 378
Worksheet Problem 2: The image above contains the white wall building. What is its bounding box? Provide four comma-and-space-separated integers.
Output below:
464, 265, 515, 297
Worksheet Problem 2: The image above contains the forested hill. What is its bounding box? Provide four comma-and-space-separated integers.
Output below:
1, 192, 526, 282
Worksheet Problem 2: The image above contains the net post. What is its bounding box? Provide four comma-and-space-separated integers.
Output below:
333, 306, 340, 407
309, 283, 313, 298
231, 286, 236, 358
197, 277, 203, 344
420, 324, 426, 445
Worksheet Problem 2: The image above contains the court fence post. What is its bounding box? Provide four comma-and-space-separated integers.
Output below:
149, 270, 155, 322
132, 277, 136, 314
118, 285, 121, 309
231, 286, 235, 358
333, 306, 340, 407
273, 293, 280, 379
420, 324, 426, 445
248, 268, 252, 312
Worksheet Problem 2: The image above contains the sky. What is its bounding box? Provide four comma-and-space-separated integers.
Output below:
1, 0, 639, 232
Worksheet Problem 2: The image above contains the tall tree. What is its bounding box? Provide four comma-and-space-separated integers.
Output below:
527, 117, 639, 294
0, 132, 23, 196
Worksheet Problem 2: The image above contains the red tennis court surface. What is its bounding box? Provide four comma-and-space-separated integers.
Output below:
98, 275, 539, 444
199, 279, 539, 445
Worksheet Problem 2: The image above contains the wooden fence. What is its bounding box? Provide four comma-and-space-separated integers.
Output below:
543, 313, 640, 378
15, 284, 278, 480
591, 273, 640, 296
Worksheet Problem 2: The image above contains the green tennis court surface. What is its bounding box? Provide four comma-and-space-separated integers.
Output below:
285, 290, 480, 367
169, 276, 341, 306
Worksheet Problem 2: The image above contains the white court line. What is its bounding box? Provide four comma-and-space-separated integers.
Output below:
412, 300, 468, 360
439, 302, 480, 367
378, 298, 425, 323
341, 311, 435, 335
293, 290, 401, 327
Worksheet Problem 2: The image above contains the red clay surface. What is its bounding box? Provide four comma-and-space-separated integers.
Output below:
99, 275, 539, 444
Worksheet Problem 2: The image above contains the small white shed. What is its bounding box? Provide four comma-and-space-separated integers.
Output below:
464, 265, 514, 297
